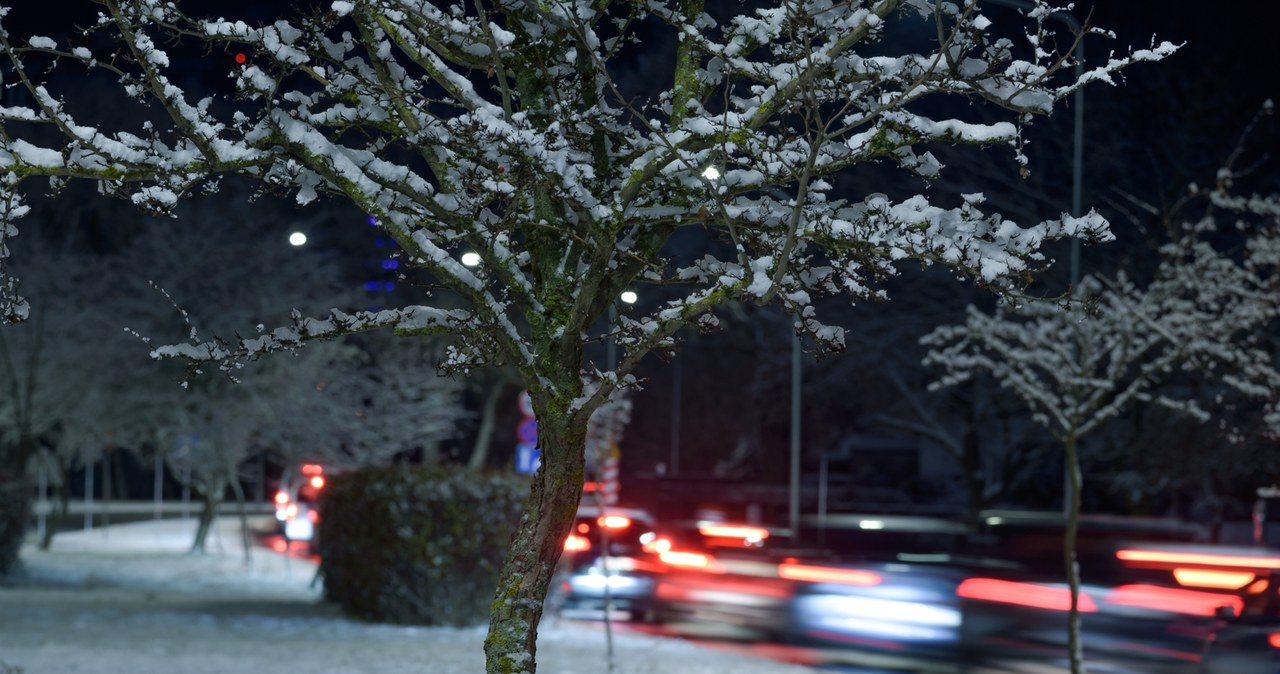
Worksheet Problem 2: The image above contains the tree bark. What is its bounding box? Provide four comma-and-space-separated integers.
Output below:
228, 475, 252, 566
39, 464, 71, 550
469, 379, 508, 471
1064, 433, 1085, 674
483, 411, 585, 674
190, 487, 219, 554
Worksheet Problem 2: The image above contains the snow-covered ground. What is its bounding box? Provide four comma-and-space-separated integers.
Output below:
0, 517, 818, 674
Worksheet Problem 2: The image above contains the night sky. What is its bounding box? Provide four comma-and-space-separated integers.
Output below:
3, 2, 1276, 516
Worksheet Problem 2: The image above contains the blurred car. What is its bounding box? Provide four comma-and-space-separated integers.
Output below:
274, 463, 330, 542
1200, 569, 1280, 673
960, 542, 1261, 673
556, 506, 663, 622
650, 516, 1252, 672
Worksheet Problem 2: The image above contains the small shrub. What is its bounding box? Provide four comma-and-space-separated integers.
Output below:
315, 464, 527, 626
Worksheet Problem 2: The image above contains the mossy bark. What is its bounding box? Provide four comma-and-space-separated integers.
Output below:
483, 408, 586, 674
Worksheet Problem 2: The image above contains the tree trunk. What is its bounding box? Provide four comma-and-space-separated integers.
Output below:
228, 475, 252, 566
1064, 433, 1085, 674
190, 486, 219, 554
469, 379, 508, 471
39, 465, 71, 550
102, 447, 112, 530
483, 411, 586, 674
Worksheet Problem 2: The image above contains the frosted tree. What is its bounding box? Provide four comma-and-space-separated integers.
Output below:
921, 274, 1198, 674
0, 235, 127, 547
106, 196, 357, 553
923, 104, 1280, 672
0, 2, 1174, 671
259, 331, 469, 470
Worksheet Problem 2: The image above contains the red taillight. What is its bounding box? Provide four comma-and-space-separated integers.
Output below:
598, 515, 631, 529
274, 490, 290, 505
307, 509, 319, 524
310, 475, 326, 489
956, 578, 1098, 612
1116, 549, 1280, 570
1105, 584, 1243, 617
1268, 633, 1280, 649
699, 524, 770, 542
564, 534, 591, 553
777, 563, 881, 586
301, 464, 324, 476
1172, 567, 1255, 590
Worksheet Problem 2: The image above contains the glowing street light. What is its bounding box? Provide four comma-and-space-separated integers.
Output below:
606, 290, 637, 371
288, 231, 307, 246
701, 166, 721, 180
460, 251, 481, 267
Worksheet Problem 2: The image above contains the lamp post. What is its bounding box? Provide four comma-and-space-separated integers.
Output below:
756, 184, 804, 542
671, 353, 681, 475
702, 168, 804, 537
979, 0, 1085, 522
790, 328, 801, 541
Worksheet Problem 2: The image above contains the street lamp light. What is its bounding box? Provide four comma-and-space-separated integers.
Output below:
288, 231, 307, 246
460, 251, 481, 267
606, 290, 636, 371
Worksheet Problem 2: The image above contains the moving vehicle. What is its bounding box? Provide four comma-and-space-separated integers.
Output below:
274, 463, 329, 542
1199, 568, 1280, 673
556, 506, 662, 621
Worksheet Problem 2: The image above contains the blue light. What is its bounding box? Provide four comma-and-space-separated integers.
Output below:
367, 216, 379, 226
381, 259, 399, 270
364, 281, 381, 291
373, 237, 386, 247
382, 281, 396, 291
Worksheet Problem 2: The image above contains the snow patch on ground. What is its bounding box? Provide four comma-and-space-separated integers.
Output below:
0, 517, 817, 674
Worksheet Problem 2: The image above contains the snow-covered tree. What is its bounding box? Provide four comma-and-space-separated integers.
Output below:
923, 104, 1280, 673
923, 274, 1201, 674
0, 2, 1174, 671
259, 331, 469, 470
0, 234, 128, 548
105, 195, 358, 553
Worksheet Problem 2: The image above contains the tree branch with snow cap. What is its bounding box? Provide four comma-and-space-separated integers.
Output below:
0, 2, 1175, 672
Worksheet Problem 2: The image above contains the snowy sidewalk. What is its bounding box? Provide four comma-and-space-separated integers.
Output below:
0, 517, 818, 674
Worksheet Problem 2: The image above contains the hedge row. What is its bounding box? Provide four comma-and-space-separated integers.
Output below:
315, 464, 527, 626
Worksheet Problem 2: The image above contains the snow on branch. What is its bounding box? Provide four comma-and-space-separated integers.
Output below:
143, 305, 472, 381
0, 0, 1175, 409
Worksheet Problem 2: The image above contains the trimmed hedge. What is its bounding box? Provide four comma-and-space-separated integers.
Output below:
315, 464, 527, 626
0, 473, 31, 576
